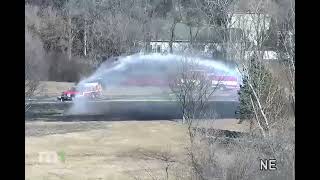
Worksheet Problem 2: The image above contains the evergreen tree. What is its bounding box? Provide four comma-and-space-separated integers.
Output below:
237, 57, 275, 126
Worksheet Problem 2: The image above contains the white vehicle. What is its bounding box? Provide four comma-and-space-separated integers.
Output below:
75, 82, 103, 99
209, 74, 240, 90
177, 69, 240, 90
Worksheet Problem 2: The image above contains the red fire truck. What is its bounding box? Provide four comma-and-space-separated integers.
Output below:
57, 82, 103, 102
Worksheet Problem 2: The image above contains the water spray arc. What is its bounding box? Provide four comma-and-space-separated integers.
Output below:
68, 53, 241, 116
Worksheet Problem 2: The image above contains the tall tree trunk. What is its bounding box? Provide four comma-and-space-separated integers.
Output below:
189, 26, 193, 45
84, 15, 87, 57
143, 18, 151, 53
169, 20, 177, 54
248, 82, 270, 136
67, 14, 72, 61
144, 32, 151, 53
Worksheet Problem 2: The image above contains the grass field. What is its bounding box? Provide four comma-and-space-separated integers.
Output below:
25, 119, 249, 180
25, 121, 188, 180
35, 81, 75, 97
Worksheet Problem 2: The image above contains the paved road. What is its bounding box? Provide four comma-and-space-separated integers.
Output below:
26, 87, 239, 120
26, 88, 238, 104
26, 101, 239, 121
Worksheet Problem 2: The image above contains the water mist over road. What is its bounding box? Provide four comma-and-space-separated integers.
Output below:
68, 53, 241, 117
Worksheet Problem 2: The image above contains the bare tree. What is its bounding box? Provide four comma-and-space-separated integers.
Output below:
167, 0, 183, 53
64, 0, 95, 59
169, 57, 224, 179
83, 0, 145, 61
177, 0, 203, 49
169, 58, 220, 125
25, 28, 47, 112
141, 149, 176, 180
39, 6, 68, 54
276, 0, 295, 114
194, 0, 238, 60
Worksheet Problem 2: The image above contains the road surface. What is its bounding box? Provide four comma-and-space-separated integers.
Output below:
26, 87, 239, 120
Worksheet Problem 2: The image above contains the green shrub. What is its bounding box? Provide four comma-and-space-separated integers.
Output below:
237, 58, 286, 128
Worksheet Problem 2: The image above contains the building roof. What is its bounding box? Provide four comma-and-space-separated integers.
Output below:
151, 22, 225, 43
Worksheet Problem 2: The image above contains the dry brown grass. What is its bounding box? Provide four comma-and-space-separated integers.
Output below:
35, 81, 76, 97
25, 121, 188, 180
25, 119, 249, 180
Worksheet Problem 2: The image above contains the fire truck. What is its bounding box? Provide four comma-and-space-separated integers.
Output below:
57, 82, 103, 102
178, 70, 240, 90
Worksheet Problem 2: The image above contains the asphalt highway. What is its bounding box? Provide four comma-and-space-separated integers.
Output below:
26, 88, 239, 120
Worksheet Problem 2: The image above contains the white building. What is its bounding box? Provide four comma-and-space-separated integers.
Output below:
140, 13, 278, 61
